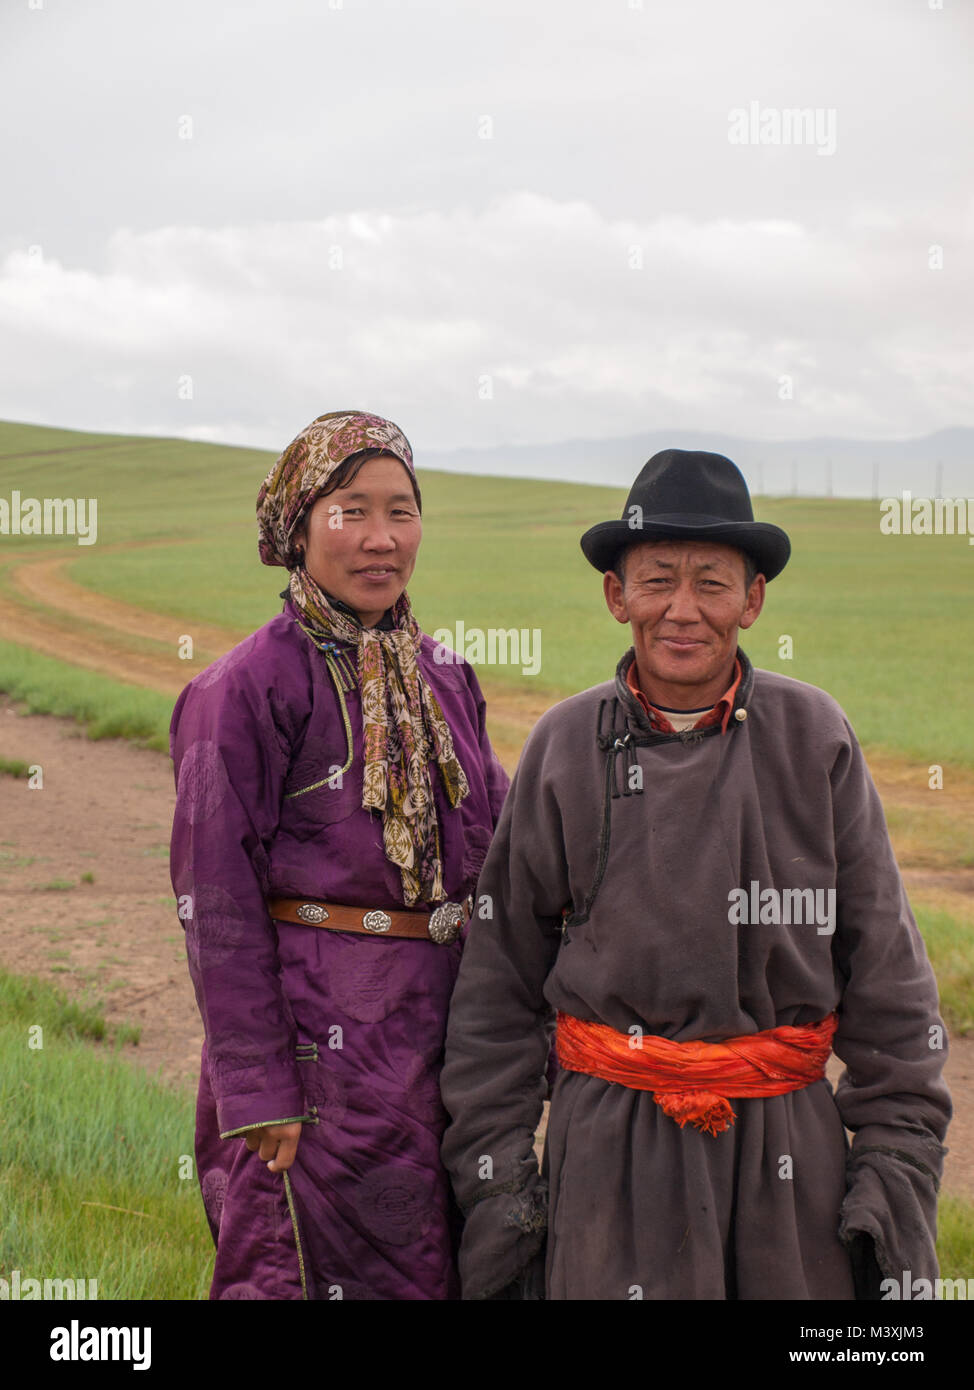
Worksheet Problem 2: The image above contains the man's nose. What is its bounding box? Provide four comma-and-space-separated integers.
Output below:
663, 581, 701, 620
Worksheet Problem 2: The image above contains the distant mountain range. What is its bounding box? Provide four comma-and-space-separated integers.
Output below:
424, 427, 974, 499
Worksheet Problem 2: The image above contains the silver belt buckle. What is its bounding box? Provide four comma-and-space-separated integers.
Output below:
428, 901, 465, 945
296, 902, 329, 924
362, 909, 393, 934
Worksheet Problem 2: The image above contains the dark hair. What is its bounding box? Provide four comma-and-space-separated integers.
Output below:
318, 449, 422, 512
613, 542, 758, 591
290, 449, 422, 564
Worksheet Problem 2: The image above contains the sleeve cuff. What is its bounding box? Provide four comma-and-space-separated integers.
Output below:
216, 1078, 309, 1137
220, 1112, 313, 1140
839, 1146, 941, 1286
456, 1172, 548, 1300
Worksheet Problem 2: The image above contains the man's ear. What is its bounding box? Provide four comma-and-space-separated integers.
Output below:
738, 573, 766, 630
604, 569, 629, 625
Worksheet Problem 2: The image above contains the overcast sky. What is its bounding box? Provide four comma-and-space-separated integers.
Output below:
1, 0, 971, 461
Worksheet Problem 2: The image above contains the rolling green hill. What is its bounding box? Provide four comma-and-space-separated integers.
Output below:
0, 418, 971, 764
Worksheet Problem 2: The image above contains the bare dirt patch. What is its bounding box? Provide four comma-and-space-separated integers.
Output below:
0, 694, 201, 1090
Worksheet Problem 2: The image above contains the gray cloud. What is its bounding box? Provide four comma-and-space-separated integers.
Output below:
0, 0, 970, 453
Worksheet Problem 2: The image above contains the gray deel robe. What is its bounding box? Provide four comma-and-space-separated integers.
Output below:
439, 649, 951, 1300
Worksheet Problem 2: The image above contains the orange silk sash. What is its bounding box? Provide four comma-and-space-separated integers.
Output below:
555, 1010, 839, 1136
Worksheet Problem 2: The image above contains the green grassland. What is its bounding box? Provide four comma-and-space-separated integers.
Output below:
0, 971, 213, 1299
1, 421, 972, 763
1, 969, 971, 1296
0, 640, 174, 751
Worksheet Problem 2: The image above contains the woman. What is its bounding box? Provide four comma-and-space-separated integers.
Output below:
169, 410, 509, 1300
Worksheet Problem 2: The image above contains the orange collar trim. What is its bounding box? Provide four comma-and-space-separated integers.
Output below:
626, 656, 742, 735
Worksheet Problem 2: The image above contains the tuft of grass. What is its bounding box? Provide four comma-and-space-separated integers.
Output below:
915, 906, 974, 1035
887, 805, 974, 870
937, 1195, 974, 1280
80, 871, 95, 884
111, 1019, 142, 1046
0, 967, 211, 1298
0, 756, 31, 779
2, 971, 111, 1045
39, 878, 77, 892
0, 639, 173, 752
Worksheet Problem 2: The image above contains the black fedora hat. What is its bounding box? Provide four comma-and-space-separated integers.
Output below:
580, 448, 790, 581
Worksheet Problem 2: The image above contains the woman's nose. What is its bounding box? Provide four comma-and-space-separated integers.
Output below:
362, 522, 396, 550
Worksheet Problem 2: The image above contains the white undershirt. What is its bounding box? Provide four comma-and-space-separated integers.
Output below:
653, 704, 716, 732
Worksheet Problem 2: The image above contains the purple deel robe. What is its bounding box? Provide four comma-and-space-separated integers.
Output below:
169, 597, 509, 1300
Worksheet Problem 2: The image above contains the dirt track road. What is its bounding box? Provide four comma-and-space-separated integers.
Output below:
0, 546, 245, 695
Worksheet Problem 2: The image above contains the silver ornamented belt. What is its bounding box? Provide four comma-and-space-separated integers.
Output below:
265, 895, 473, 945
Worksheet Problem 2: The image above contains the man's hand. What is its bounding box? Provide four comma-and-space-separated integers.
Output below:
244, 1122, 303, 1172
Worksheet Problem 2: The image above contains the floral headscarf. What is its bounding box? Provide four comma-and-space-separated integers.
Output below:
257, 410, 416, 570
256, 410, 469, 907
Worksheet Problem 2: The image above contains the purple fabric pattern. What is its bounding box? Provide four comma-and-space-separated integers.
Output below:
170, 597, 509, 1300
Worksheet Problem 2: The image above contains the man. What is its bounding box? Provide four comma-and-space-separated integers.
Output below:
440, 449, 950, 1300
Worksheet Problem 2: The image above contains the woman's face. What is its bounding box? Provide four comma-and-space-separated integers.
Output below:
296, 453, 422, 627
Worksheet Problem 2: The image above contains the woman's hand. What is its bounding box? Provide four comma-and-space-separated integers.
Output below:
244, 1121, 303, 1172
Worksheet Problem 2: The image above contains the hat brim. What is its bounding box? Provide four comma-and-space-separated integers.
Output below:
580, 517, 791, 581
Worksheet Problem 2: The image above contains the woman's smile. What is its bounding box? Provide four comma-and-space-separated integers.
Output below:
297, 454, 422, 627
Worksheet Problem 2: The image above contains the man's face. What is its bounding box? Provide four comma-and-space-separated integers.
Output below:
603, 539, 765, 705
295, 454, 422, 627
